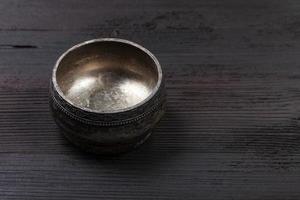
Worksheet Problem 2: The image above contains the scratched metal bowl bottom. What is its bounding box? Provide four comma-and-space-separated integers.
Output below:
61, 62, 154, 112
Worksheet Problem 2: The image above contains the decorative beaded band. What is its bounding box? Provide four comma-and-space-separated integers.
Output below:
50, 90, 165, 126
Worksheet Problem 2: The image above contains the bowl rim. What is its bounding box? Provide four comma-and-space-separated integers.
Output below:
52, 38, 163, 114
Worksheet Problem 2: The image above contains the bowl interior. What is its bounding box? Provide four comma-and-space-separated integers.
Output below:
55, 40, 159, 112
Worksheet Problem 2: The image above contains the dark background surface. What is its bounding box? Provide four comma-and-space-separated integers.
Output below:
1, 0, 300, 199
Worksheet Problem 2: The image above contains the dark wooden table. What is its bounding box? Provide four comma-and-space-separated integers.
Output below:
1, 0, 300, 199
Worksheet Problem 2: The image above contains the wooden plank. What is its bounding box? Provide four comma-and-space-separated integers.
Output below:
0, 0, 300, 199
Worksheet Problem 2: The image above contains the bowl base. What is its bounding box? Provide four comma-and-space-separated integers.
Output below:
59, 125, 153, 155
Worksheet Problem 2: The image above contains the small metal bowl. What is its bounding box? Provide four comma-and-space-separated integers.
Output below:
49, 38, 166, 155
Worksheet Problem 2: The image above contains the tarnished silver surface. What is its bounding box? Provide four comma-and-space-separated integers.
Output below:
53, 38, 161, 113
50, 38, 165, 155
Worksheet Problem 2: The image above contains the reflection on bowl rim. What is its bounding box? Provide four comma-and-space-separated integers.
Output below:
52, 38, 163, 114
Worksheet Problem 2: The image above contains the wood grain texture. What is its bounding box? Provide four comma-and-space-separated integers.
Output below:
1, 0, 300, 199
